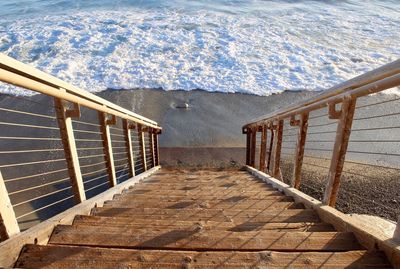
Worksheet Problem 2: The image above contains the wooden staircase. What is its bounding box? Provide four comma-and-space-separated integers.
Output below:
15, 168, 391, 268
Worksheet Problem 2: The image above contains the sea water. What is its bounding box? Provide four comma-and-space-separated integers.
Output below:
0, 0, 399, 95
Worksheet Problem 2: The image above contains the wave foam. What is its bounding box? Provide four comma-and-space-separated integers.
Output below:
0, 2, 399, 95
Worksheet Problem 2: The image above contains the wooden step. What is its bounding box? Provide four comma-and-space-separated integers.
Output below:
115, 193, 287, 201
103, 200, 304, 210
16, 245, 392, 269
90, 208, 320, 223
129, 185, 275, 193
124, 189, 283, 197
49, 225, 362, 251
73, 215, 335, 232
137, 181, 269, 187
12, 168, 394, 268
135, 181, 272, 187
109, 195, 294, 203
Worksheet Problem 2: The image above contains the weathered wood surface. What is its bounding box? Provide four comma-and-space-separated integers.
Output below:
0, 166, 160, 268
103, 199, 303, 210
17, 244, 392, 269
0, 54, 161, 130
15, 168, 391, 268
113, 194, 293, 203
72, 215, 335, 232
99, 112, 117, 187
54, 98, 86, 203
50, 224, 360, 251
0, 171, 19, 239
90, 207, 320, 222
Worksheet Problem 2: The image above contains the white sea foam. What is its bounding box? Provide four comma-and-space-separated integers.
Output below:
0, 1, 399, 96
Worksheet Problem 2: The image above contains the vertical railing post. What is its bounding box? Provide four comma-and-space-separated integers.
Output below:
266, 125, 274, 173
123, 119, 135, 178
291, 113, 309, 189
0, 170, 19, 239
138, 124, 147, 171
154, 130, 160, 166
99, 112, 117, 187
149, 129, 156, 168
54, 98, 86, 203
272, 120, 283, 180
323, 97, 357, 206
259, 125, 267, 172
250, 127, 257, 167
244, 128, 251, 165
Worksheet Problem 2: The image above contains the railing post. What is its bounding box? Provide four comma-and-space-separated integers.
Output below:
99, 112, 117, 187
323, 97, 357, 206
123, 119, 135, 178
138, 124, 147, 171
259, 125, 267, 172
0, 170, 19, 240
244, 128, 251, 165
291, 113, 309, 189
250, 127, 257, 167
272, 120, 283, 180
154, 130, 160, 166
149, 129, 156, 168
266, 125, 274, 173
54, 98, 86, 203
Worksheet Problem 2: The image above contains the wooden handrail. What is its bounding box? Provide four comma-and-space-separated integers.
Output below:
243, 60, 400, 208
244, 59, 400, 129
0, 55, 162, 241
0, 54, 160, 130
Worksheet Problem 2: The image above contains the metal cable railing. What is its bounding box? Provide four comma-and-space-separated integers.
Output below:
243, 59, 400, 223
0, 54, 162, 242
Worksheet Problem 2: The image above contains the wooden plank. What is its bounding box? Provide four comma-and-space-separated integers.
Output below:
243, 59, 400, 129
154, 132, 160, 166
99, 112, 117, 187
103, 200, 303, 210
121, 189, 285, 198
291, 113, 309, 189
73, 215, 333, 232
132, 178, 269, 186
128, 185, 280, 192
250, 128, 257, 167
149, 130, 156, 168
17, 245, 391, 269
138, 124, 147, 171
50, 225, 361, 251
140, 176, 262, 184
259, 125, 267, 171
122, 119, 135, 177
90, 208, 320, 223
0, 54, 161, 130
246, 166, 400, 268
0, 166, 160, 268
266, 127, 274, 172
113, 195, 292, 205
245, 132, 251, 165
113, 193, 290, 202
0, 170, 19, 240
103, 197, 296, 207
126, 184, 275, 192
137, 181, 271, 188
54, 98, 86, 203
323, 98, 356, 206
272, 120, 283, 179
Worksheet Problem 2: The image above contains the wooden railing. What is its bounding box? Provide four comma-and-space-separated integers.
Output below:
243, 59, 400, 208
0, 54, 162, 240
